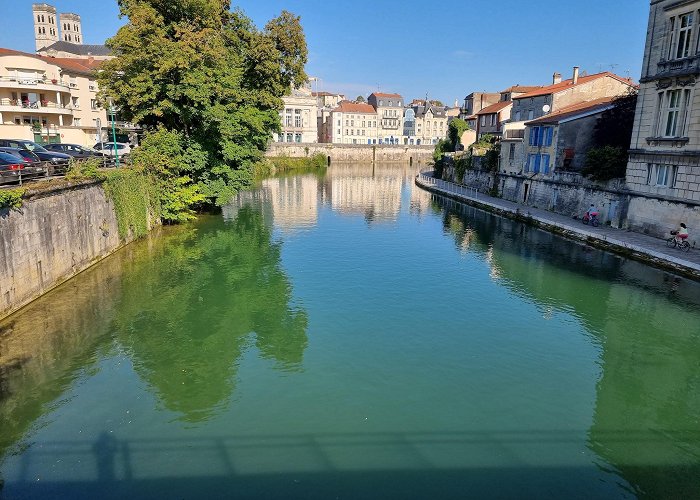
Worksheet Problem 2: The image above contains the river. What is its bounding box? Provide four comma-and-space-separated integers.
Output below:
1, 164, 699, 499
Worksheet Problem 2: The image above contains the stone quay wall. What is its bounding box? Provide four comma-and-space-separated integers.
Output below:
266, 143, 434, 163
0, 181, 134, 320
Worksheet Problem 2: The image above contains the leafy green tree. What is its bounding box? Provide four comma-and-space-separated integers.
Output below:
356, 95, 365, 103
99, 0, 308, 209
582, 145, 629, 181
448, 118, 469, 150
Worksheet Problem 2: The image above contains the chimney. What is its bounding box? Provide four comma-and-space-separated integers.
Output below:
572, 66, 580, 85
553, 72, 562, 84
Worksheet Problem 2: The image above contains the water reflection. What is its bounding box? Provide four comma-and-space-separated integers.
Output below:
434, 195, 700, 498
112, 208, 308, 422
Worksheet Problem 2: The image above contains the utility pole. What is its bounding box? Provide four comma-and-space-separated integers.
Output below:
108, 97, 119, 168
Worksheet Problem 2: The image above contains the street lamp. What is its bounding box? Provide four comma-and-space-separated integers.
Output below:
107, 97, 119, 168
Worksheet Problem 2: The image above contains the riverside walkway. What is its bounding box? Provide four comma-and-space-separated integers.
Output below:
415, 171, 700, 280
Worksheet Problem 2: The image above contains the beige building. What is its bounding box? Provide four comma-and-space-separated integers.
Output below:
314, 91, 345, 143
404, 104, 448, 145
368, 92, 404, 144
329, 101, 378, 144
501, 69, 635, 173
274, 83, 318, 144
625, 0, 700, 239
0, 47, 107, 146
34, 3, 111, 60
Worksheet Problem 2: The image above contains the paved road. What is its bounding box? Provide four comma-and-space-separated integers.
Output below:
416, 172, 700, 278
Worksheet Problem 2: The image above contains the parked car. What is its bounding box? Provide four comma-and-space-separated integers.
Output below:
0, 151, 33, 181
0, 139, 71, 165
44, 143, 105, 158
93, 142, 131, 157
0, 147, 42, 164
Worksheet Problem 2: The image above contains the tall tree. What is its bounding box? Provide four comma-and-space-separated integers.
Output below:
99, 0, 308, 207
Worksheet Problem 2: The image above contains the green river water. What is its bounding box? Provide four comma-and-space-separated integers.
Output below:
1, 164, 699, 499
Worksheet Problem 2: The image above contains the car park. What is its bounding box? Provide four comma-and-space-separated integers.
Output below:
0, 139, 71, 165
0, 147, 42, 164
93, 142, 131, 157
44, 143, 105, 158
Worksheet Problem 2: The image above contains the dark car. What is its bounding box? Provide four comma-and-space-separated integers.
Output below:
0, 147, 41, 164
0, 139, 71, 165
0, 151, 30, 181
44, 143, 104, 158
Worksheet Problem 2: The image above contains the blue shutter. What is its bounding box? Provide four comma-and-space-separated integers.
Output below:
542, 154, 550, 174
545, 127, 553, 146
529, 127, 537, 146
534, 154, 541, 173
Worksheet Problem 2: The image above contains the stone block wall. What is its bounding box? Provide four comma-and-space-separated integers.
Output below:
266, 143, 434, 163
0, 182, 130, 320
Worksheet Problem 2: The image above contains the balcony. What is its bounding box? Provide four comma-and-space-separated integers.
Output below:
0, 98, 76, 115
503, 129, 525, 140
0, 76, 72, 92
652, 54, 700, 81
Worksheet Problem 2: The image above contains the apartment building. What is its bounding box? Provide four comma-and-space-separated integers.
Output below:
274, 83, 318, 144
368, 92, 404, 144
329, 101, 378, 144
0, 47, 107, 145
625, 0, 700, 237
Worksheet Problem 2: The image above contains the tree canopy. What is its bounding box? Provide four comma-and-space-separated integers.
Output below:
99, 0, 308, 210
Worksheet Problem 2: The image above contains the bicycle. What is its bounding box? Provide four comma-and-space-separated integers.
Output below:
582, 212, 600, 227
666, 231, 691, 252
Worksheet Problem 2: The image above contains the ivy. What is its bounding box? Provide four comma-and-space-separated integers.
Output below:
268, 153, 327, 170
102, 170, 160, 240
0, 188, 26, 210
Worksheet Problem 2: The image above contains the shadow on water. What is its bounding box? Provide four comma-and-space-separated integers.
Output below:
6, 429, 700, 499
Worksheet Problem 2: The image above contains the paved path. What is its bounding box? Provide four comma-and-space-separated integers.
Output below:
415, 171, 700, 280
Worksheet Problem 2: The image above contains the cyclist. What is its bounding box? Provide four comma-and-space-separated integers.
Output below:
677, 223, 689, 242
585, 204, 599, 223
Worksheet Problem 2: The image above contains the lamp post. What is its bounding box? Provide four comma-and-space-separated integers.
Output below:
108, 97, 119, 168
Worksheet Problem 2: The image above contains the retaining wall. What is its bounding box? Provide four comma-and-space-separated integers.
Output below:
0, 181, 133, 320
266, 143, 434, 163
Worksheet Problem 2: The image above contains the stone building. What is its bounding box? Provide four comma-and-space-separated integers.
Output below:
0, 47, 107, 146
367, 92, 404, 144
501, 69, 636, 174
33, 3, 111, 60
521, 97, 617, 175
625, 0, 700, 239
274, 83, 318, 144
314, 91, 345, 143
329, 101, 378, 144
405, 103, 448, 145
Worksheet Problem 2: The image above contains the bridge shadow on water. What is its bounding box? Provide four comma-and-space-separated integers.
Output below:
3, 429, 700, 499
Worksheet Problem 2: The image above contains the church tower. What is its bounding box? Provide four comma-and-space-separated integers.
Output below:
32, 3, 59, 51
59, 12, 82, 45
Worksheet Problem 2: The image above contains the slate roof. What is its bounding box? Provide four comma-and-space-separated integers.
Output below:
39, 41, 111, 57
525, 97, 618, 125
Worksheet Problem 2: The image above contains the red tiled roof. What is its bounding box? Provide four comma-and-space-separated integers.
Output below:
499, 85, 543, 94
332, 101, 376, 114
513, 72, 635, 99
370, 92, 402, 98
525, 97, 618, 125
0, 46, 102, 75
475, 100, 512, 115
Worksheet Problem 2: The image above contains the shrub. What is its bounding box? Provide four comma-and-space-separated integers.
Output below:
0, 188, 26, 210
582, 146, 628, 181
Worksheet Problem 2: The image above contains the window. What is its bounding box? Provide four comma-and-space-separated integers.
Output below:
345, 120, 349, 126
73, 118, 81, 126
286, 133, 293, 142
490, 114, 496, 126
509, 143, 515, 161
480, 115, 486, 126
294, 109, 302, 127
515, 111, 521, 121
351, 120, 354, 126
658, 89, 691, 137
285, 110, 292, 127
529, 127, 540, 146
90, 99, 98, 110
650, 164, 678, 187
668, 12, 694, 60
337, 119, 340, 126
337, 129, 340, 135
542, 154, 551, 174
528, 110, 534, 120
295, 133, 302, 143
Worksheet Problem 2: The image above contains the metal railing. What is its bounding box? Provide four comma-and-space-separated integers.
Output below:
0, 98, 77, 111
0, 75, 72, 89
0, 156, 129, 187
417, 169, 479, 200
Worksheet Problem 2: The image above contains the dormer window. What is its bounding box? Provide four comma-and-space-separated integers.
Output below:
668, 12, 694, 60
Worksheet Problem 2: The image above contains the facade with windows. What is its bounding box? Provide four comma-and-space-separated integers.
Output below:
406, 104, 448, 145
0, 47, 107, 146
367, 92, 404, 144
625, 0, 700, 238
274, 83, 318, 144
329, 101, 378, 144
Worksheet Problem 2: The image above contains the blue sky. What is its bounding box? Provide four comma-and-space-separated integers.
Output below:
1, 1, 649, 104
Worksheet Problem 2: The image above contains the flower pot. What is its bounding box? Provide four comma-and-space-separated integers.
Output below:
51, 79, 57, 84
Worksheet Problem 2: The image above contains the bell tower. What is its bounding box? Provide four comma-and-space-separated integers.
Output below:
33, 3, 59, 51
60, 12, 83, 45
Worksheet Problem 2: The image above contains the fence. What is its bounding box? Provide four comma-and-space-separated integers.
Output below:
417, 168, 479, 200
0, 156, 128, 187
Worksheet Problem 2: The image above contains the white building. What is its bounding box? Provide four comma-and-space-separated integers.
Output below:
274, 83, 318, 144
329, 101, 378, 144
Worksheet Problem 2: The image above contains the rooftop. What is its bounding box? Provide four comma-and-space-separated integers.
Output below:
499, 85, 543, 94
370, 92, 403, 99
0, 47, 102, 75
39, 41, 111, 57
475, 101, 513, 115
525, 97, 619, 125
513, 72, 635, 99
332, 101, 377, 114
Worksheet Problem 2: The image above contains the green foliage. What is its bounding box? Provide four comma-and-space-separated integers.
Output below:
454, 155, 472, 183
98, 0, 308, 208
448, 118, 469, 151
130, 128, 206, 222
356, 95, 365, 103
582, 146, 628, 181
432, 138, 451, 162
268, 153, 326, 170
65, 158, 103, 181
102, 169, 159, 239
0, 188, 26, 210
593, 89, 638, 149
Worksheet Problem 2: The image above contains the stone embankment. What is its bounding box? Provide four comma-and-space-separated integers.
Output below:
416, 172, 700, 281
266, 143, 434, 163
0, 181, 140, 320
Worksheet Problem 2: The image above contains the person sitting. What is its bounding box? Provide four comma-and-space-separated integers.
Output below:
586, 204, 599, 219
678, 223, 689, 240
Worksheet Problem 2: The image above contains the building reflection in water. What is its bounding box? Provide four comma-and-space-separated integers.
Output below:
434, 195, 700, 498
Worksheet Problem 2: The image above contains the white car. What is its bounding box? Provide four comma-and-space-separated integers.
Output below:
93, 142, 131, 157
